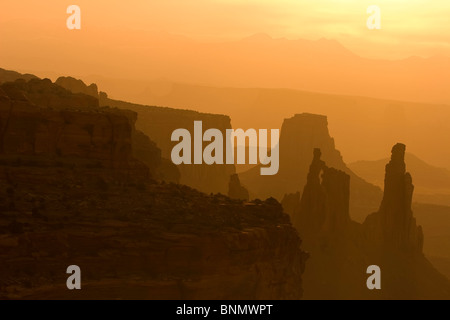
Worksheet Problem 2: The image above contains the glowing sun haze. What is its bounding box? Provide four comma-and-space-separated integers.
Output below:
1, 0, 450, 59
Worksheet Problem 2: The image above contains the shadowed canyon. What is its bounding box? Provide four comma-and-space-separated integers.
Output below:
0, 69, 449, 300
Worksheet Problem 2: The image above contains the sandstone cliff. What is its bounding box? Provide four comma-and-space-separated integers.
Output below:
2, 78, 99, 109
240, 113, 382, 221
0, 75, 307, 300
99, 96, 235, 194
4, 77, 179, 183
0, 166, 307, 300
53, 73, 232, 193
0, 80, 146, 179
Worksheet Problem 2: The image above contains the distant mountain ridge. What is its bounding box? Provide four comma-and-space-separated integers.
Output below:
3, 22, 450, 104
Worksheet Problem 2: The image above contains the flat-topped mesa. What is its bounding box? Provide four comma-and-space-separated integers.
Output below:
293, 148, 351, 240
364, 143, 423, 253
239, 113, 382, 222
279, 114, 343, 180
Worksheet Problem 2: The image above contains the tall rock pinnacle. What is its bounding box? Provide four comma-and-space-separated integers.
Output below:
293, 148, 351, 240
364, 143, 423, 253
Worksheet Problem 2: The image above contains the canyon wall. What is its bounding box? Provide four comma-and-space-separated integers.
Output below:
51, 75, 233, 193
10, 76, 179, 183
0, 167, 307, 300
0, 76, 307, 299
99, 96, 235, 194
0, 80, 146, 179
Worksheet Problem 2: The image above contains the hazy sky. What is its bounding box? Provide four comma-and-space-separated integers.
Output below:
1, 0, 450, 59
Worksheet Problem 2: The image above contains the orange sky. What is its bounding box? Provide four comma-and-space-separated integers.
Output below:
1, 1, 450, 168
1, 0, 450, 60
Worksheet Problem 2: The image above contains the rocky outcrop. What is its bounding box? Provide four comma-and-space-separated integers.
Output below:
1, 79, 99, 109
363, 143, 424, 253
132, 130, 180, 183
287, 144, 449, 299
240, 113, 382, 221
321, 167, 351, 233
0, 76, 307, 299
228, 174, 249, 201
132, 130, 161, 177
10, 73, 236, 193
0, 68, 38, 84
1, 78, 181, 183
55, 77, 99, 98
0, 167, 307, 300
281, 192, 300, 219
0, 79, 148, 180
100, 96, 235, 194
292, 148, 350, 240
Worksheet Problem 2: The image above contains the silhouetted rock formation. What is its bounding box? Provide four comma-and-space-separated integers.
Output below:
292, 148, 351, 239
228, 174, 249, 201
350, 152, 450, 207
287, 144, 449, 299
132, 130, 179, 183
51, 72, 245, 189
240, 113, 381, 221
14, 76, 180, 183
281, 192, 300, 219
0, 76, 307, 299
55, 76, 99, 98
321, 167, 351, 231
132, 130, 162, 177
1, 78, 99, 109
293, 148, 327, 237
100, 96, 235, 194
363, 143, 424, 253
0, 68, 38, 84
0, 173, 307, 299
0, 79, 148, 181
